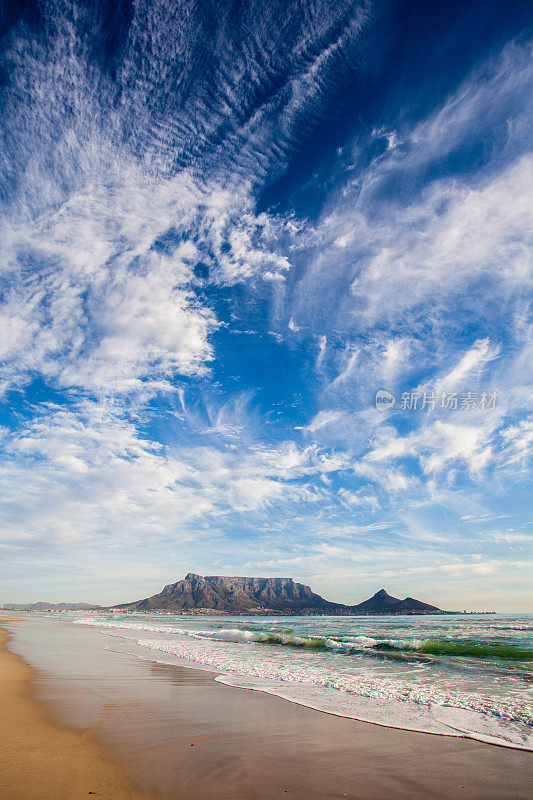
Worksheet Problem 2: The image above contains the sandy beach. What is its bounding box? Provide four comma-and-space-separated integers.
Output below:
0, 620, 153, 800
1, 614, 532, 800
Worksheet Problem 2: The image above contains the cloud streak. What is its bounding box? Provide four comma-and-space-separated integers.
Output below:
0, 2, 531, 607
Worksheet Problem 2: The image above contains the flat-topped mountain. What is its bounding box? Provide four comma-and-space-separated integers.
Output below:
114, 573, 345, 614
113, 574, 444, 615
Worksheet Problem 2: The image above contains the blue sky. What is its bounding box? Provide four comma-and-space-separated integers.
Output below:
0, 0, 531, 610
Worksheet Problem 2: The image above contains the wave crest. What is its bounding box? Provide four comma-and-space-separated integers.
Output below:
194, 628, 533, 663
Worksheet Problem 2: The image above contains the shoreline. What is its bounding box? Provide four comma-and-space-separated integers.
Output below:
0, 619, 154, 800
114, 637, 533, 752
2, 615, 533, 800
73, 610, 533, 751
212, 672, 533, 752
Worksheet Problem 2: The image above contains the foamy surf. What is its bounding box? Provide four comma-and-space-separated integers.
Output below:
72, 612, 533, 751
213, 673, 532, 750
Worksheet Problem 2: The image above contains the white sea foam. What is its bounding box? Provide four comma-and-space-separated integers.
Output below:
72, 613, 533, 750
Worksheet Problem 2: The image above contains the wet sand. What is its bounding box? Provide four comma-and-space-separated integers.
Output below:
1, 615, 532, 800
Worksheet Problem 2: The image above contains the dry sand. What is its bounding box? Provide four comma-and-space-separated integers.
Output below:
1, 616, 532, 800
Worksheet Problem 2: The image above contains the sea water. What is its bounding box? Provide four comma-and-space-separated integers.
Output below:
73, 612, 533, 750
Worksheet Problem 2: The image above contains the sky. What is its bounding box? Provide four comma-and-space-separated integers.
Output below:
0, 0, 532, 611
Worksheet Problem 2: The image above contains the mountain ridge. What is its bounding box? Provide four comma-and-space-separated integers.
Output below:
113, 574, 447, 615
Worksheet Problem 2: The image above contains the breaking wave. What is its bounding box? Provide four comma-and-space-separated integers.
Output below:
191, 628, 533, 664
417, 641, 533, 661
70, 613, 533, 749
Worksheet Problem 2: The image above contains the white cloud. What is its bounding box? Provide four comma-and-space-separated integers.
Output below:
306, 409, 345, 433
354, 461, 415, 493
500, 417, 533, 466
346, 155, 533, 325
288, 317, 300, 332
330, 346, 360, 388
291, 41, 533, 334
0, 401, 349, 550
437, 339, 501, 392
366, 418, 497, 477
380, 337, 411, 384
337, 488, 380, 511
316, 335, 327, 367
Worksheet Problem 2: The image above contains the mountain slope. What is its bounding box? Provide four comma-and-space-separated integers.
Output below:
115, 573, 347, 614
114, 574, 444, 615
353, 589, 441, 614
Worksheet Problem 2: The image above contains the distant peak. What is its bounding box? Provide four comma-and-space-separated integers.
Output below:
374, 588, 390, 596
184, 572, 203, 580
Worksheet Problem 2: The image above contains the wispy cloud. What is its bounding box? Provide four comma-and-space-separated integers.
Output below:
0, 3, 531, 607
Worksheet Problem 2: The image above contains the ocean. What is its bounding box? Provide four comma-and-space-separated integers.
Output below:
72, 611, 533, 750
